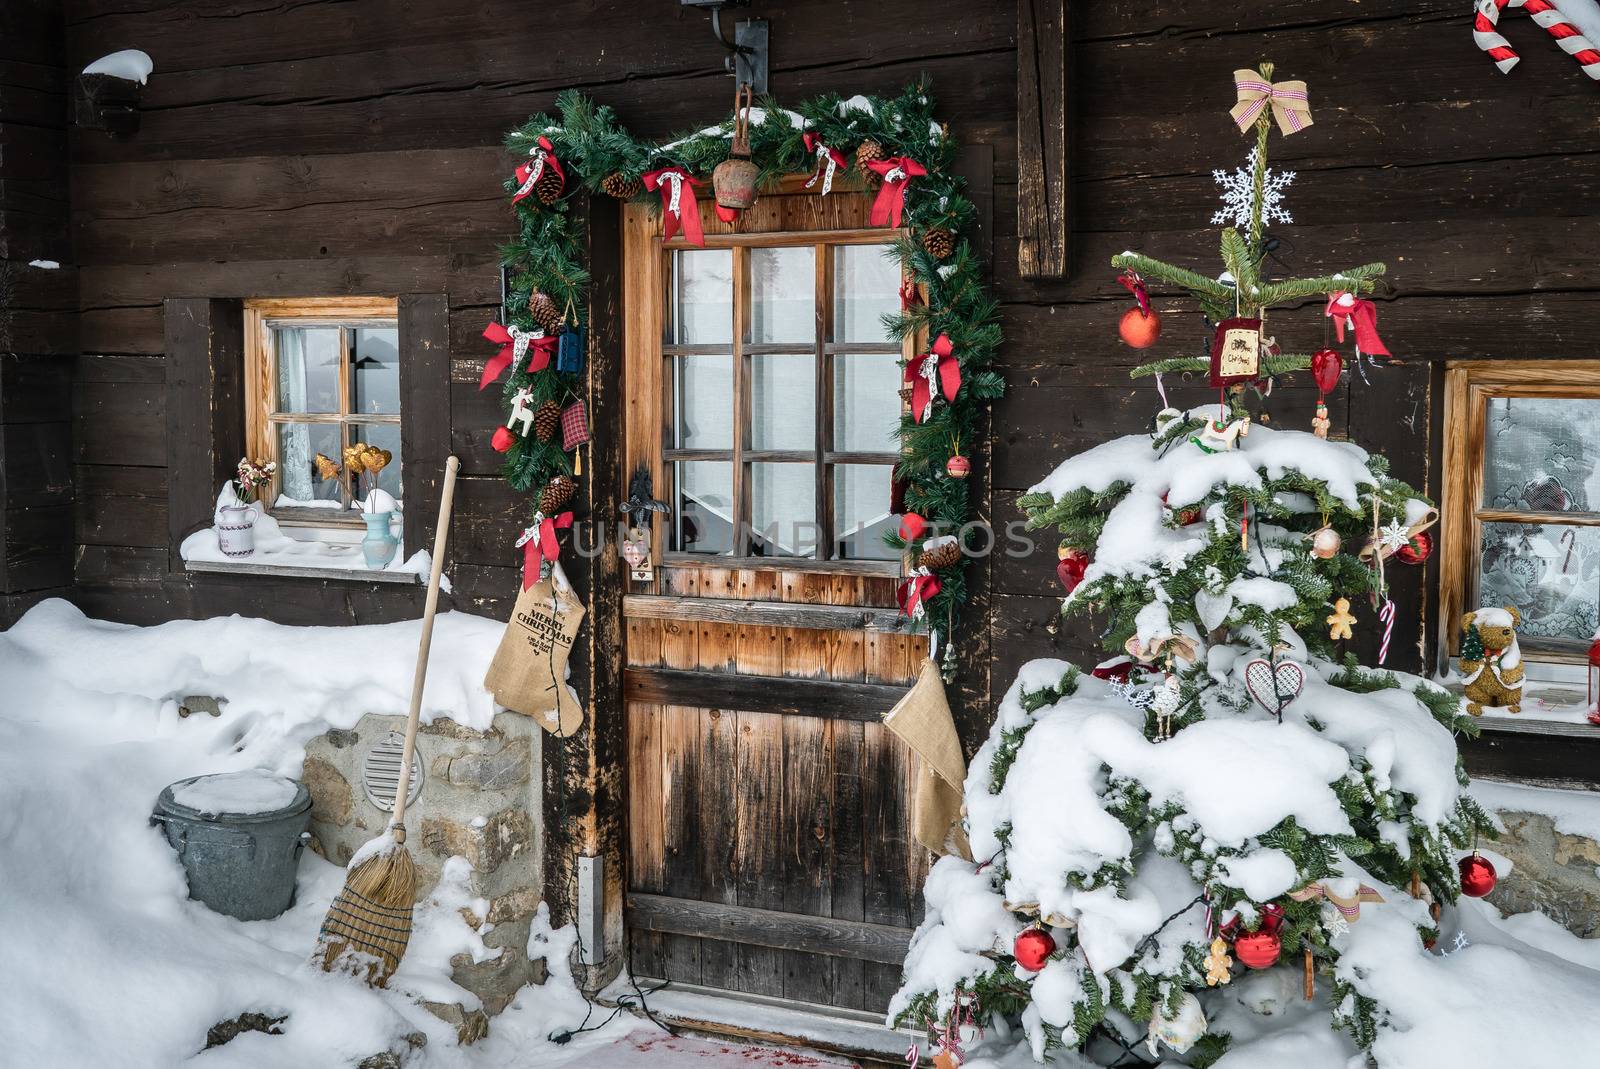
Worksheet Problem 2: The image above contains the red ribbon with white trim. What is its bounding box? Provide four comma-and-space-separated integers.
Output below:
905, 333, 961, 423
802, 133, 847, 196
511, 136, 566, 205
480, 322, 557, 390
642, 166, 705, 247
865, 157, 927, 228
516, 511, 573, 590
1324, 292, 1391, 358
897, 569, 941, 619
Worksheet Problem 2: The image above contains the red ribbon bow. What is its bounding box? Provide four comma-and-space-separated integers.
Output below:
512, 136, 565, 205
897, 570, 941, 619
1117, 269, 1151, 317
480, 322, 557, 390
905, 333, 961, 423
802, 133, 848, 195
517, 511, 573, 590
866, 156, 927, 228
899, 276, 923, 313
1324, 291, 1391, 357
642, 166, 704, 247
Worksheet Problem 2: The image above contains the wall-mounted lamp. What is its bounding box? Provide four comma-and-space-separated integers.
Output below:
680, 0, 769, 93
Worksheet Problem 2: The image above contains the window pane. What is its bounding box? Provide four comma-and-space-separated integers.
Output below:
673, 250, 733, 345
350, 423, 403, 509
673, 354, 734, 449
751, 462, 817, 558
833, 353, 901, 453
1480, 521, 1600, 647
275, 423, 344, 507
274, 327, 341, 413
834, 244, 901, 343
352, 327, 400, 415
835, 464, 898, 560
750, 246, 815, 344
751, 353, 814, 451
1482, 396, 1600, 512
674, 461, 734, 554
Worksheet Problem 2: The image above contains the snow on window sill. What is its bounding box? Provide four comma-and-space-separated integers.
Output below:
1442, 656, 1599, 736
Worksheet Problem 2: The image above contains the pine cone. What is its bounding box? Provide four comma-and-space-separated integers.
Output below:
918, 540, 962, 572
899, 382, 914, 407
539, 474, 577, 515
855, 139, 886, 185
922, 227, 955, 260
533, 400, 563, 441
601, 172, 642, 199
528, 291, 563, 333
534, 167, 565, 207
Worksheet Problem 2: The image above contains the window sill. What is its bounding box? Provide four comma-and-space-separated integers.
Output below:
184, 558, 423, 585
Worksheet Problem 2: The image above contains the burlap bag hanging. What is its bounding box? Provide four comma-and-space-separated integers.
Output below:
483, 571, 586, 735
883, 658, 972, 860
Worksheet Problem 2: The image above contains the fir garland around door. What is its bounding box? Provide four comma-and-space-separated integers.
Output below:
487, 84, 1003, 673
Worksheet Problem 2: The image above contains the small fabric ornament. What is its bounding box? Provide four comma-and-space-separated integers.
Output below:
561, 400, 590, 451
556, 324, 585, 374
1324, 291, 1392, 357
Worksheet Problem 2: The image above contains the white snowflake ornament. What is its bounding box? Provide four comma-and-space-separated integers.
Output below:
1379, 518, 1411, 553
1212, 146, 1295, 228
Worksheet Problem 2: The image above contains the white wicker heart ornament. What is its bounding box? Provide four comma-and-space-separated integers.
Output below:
1244, 658, 1305, 716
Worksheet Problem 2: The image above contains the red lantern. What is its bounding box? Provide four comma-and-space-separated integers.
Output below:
946, 455, 971, 479
1234, 929, 1282, 970
1057, 548, 1089, 593
491, 425, 516, 453
1013, 927, 1057, 972
1118, 307, 1162, 349
1311, 348, 1343, 397
1459, 853, 1497, 898
1395, 530, 1432, 565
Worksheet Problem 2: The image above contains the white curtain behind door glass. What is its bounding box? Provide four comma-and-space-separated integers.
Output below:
276, 329, 313, 502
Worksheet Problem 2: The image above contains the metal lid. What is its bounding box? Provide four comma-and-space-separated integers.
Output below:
154, 771, 312, 823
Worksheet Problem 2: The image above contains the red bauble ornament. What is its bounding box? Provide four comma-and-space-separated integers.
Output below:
491, 425, 516, 453
1311, 348, 1343, 396
1459, 853, 1498, 898
1013, 927, 1057, 972
1056, 548, 1089, 593
1395, 530, 1433, 565
1118, 307, 1162, 349
899, 513, 929, 543
946, 455, 971, 479
1234, 929, 1282, 970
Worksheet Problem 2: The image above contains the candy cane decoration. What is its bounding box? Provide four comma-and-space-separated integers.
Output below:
1378, 597, 1396, 665
1474, 0, 1600, 80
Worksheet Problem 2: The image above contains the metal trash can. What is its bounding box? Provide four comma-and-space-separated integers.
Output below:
151, 770, 313, 921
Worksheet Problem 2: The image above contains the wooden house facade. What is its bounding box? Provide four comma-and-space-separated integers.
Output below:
4, 0, 1600, 1032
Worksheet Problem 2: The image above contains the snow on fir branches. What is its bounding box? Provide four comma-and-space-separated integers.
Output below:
495, 84, 1001, 659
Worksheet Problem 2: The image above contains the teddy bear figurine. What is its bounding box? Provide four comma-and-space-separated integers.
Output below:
1460, 605, 1524, 715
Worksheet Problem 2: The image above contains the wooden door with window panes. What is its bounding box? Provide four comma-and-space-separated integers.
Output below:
621, 189, 930, 1013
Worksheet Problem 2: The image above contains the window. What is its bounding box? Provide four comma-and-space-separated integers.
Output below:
244, 298, 402, 524
1440, 362, 1600, 718
663, 240, 906, 562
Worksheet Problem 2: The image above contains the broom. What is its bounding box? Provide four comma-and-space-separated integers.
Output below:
316, 455, 460, 986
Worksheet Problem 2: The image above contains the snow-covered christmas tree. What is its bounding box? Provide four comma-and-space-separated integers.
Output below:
890, 64, 1493, 1067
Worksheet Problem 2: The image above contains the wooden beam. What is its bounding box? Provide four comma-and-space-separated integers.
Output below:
626, 893, 912, 965
1464, 725, 1600, 791
1017, 0, 1069, 279
624, 667, 907, 722
164, 299, 244, 573
398, 293, 450, 559
624, 593, 904, 632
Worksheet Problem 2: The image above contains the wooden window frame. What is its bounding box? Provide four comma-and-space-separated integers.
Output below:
243, 296, 401, 527
627, 204, 914, 579
1439, 359, 1600, 662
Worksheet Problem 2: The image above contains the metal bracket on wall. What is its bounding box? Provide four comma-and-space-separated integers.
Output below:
680, 1, 769, 93
576, 853, 605, 967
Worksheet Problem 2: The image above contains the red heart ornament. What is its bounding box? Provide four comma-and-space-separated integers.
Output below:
1311, 348, 1343, 396
1057, 550, 1089, 593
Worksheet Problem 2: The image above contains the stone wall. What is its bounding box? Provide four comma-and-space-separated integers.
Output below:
302, 712, 542, 1018
1487, 807, 1600, 939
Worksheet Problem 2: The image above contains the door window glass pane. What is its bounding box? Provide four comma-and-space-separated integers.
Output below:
751, 463, 817, 558
274, 326, 341, 413
350, 423, 403, 508
835, 465, 898, 560
675, 461, 734, 554
834, 245, 901, 343
833, 353, 901, 453
274, 423, 343, 507
751, 353, 814, 451
352, 327, 400, 415
750, 247, 815, 344
1479, 521, 1600, 647
673, 354, 734, 450
673, 250, 733, 345
1482, 397, 1600, 512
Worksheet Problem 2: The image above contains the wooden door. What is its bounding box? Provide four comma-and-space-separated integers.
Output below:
621, 190, 931, 1013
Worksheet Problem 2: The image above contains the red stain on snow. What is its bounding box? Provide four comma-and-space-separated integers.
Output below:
618, 1031, 855, 1066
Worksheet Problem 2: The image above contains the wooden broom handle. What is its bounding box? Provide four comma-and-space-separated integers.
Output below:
390, 455, 461, 840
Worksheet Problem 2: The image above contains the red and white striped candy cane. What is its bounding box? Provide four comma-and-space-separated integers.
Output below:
1475, 0, 1600, 80
1378, 598, 1396, 665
